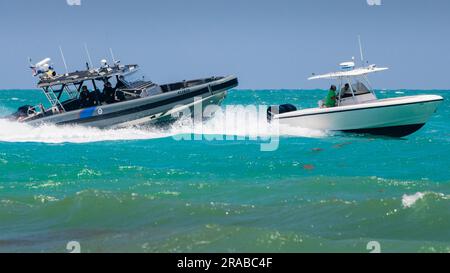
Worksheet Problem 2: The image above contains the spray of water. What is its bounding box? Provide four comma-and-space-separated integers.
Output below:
0, 106, 328, 144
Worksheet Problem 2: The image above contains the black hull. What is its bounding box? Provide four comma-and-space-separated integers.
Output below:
342, 123, 426, 138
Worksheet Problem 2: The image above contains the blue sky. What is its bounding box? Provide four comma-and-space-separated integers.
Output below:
0, 0, 449, 89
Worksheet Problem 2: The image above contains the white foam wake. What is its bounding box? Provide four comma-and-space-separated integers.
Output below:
173, 108, 328, 139
0, 119, 171, 143
0, 106, 13, 116
0, 106, 328, 144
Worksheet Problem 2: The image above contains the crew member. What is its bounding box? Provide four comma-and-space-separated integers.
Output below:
324, 85, 337, 108
90, 88, 102, 106
341, 83, 353, 98
103, 82, 116, 104
79, 86, 91, 108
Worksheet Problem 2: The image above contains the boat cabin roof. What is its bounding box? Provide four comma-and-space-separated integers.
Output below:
308, 65, 388, 80
37, 64, 139, 88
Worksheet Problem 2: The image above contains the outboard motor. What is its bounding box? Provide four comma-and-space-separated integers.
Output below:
267, 104, 297, 122
10, 105, 33, 120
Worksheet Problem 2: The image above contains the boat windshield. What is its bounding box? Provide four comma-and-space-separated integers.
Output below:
352, 81, 371, 95
339, 80, 372, 100
122, 71, 146, 86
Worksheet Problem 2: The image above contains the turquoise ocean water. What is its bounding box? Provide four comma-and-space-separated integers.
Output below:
0, 89, 449, 253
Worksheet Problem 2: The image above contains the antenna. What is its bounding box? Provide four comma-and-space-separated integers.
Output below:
358, 35, 365, 65
59, 46, 69, 74
84, 43, 94, 69
109, 48, 116, 64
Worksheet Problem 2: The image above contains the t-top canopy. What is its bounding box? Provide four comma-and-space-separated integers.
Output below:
37, 64, 139, 88
308, 65, 388, 80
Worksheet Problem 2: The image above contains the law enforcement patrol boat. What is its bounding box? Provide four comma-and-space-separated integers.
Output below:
9, 58, 238, 128
268, 61, 443, 137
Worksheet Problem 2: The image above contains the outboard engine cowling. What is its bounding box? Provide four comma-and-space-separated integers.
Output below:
267, 104, 297, 122
10, 105, 33, 120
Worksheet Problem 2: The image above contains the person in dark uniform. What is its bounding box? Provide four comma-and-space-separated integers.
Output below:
103, 82, 116, 104
89, 88, 102, 106
79, 86, 91, 108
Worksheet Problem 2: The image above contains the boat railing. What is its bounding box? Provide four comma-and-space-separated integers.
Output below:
28, 104, 45, 115
43, 87, 66, 112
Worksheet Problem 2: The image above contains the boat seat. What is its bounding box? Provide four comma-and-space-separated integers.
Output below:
61, 98, 81, 111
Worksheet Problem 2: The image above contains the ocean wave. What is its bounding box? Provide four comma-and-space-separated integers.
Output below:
402, 192, 450, 208
402, 192, 426, 208
2, 188, 450, 252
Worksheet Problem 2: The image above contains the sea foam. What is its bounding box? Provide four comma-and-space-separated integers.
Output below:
402, 192, 426, 208
0, 106, 327, 144
401, 192, 450, 208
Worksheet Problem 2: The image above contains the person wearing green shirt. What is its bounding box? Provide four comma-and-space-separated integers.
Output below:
324, 85, 337, 108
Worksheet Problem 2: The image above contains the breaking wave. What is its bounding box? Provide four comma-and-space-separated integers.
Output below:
402, 192, 450, 208
402, 192, 426, 208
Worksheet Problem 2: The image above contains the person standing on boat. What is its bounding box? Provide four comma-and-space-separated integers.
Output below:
324, 85, 337, 108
